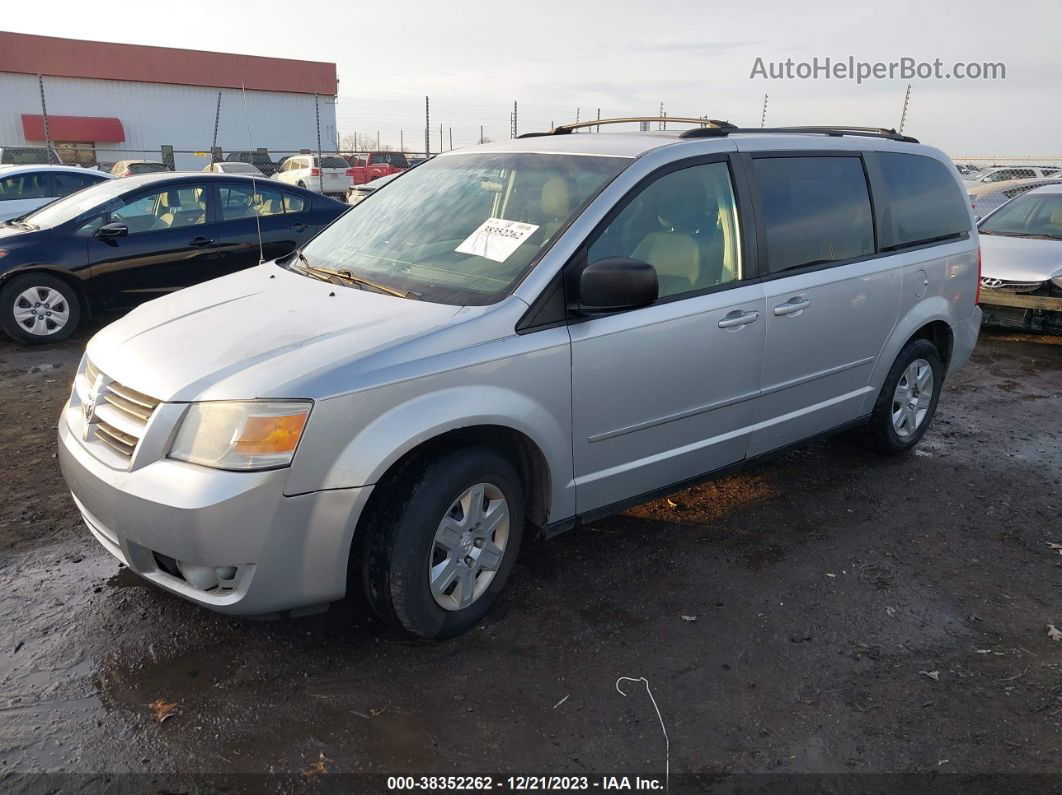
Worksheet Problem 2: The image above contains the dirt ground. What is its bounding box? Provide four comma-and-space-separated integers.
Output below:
0, 316, 1060, 792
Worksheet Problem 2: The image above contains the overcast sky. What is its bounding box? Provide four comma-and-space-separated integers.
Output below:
5, 0, 1060, 155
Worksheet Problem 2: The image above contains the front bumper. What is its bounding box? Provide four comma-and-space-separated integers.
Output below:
58, 403, 372, 615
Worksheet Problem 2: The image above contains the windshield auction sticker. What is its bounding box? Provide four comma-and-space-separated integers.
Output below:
456, 217, 539, 263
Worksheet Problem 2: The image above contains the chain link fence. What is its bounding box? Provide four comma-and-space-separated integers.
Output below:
951, 157, 1062, 219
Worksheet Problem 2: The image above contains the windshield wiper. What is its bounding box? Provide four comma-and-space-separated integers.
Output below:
294, 253, 419, 299
3, 219, 37, 231
992, 231, 1062, 240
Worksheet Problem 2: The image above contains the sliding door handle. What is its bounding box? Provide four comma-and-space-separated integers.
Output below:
718, 310, 760, 329
773, 297, 811, 316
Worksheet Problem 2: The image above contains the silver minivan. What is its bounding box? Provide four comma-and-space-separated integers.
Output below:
58, 124, 982, 638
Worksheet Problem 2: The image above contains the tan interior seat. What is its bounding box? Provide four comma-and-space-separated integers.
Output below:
539, 176, 573, 240
632, 180, 705, 296
258, 197, 284, 216
157, 190, 205, 229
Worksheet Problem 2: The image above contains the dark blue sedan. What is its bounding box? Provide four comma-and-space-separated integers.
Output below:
0, 173, 348, 343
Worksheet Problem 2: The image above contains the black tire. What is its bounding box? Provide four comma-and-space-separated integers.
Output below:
0, 272, 81, 344
860, 338, 943, 455
362, 447, 525, 639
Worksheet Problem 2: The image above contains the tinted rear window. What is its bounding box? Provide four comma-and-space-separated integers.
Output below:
128, 162, 169, 174
317, 156, 350, 169
2, 148, 61, 165
878, 153, 970, 249
754, 156, 875, 274
375, 152, 409, 168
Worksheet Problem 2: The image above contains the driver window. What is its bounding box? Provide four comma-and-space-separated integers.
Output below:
587, 161, 742, 299
110, 187, 207, 233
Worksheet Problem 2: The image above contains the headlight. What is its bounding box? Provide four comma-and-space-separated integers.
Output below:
169, 401, 311, 470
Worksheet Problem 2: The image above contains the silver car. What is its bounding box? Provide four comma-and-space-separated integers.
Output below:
977, 184, 1062, 331
58, 126, 982, 638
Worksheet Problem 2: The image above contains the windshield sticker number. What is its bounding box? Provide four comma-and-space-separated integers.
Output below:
456, 217, 539, 263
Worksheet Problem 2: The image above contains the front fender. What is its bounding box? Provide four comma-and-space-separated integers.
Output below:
284, 339, 575, 521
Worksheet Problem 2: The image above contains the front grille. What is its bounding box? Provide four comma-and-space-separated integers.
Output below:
81, 361, 161, 462
980, 277, 1044, 293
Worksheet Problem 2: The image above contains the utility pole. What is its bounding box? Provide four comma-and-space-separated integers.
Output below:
760, 93, 768, 128
596, 108, 600, 132
658, 102, 664, 130
512, 101, 518, 138
211, 89, 221, 157
439, 123, 443, 153
400, 130, 404, 151
425, 96, 430, 157
37, 75, 52, 158
576, 107, 580, 124
314, 92, 323, 192
479, 124, 483, 144
899, 83, 912, 134
449, 127, 453, 150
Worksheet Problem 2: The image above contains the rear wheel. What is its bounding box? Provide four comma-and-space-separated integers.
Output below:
0, 272, 81, 344
861, 339, 943, 454
362, 447, 525, 639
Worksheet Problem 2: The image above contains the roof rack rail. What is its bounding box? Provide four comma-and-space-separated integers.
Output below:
517, 116, 736, 138
678, 125, 919, 143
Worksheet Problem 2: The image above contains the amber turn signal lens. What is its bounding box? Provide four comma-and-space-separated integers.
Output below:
233, 413, 308, 455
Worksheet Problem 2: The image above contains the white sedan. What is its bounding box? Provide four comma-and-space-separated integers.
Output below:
0, 165, 112, 223
202, 161, 268, 179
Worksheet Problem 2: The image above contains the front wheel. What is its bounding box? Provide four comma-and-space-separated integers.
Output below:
861, 338, 943, 454
0, 272, 81, 344
362, 447, 525, 639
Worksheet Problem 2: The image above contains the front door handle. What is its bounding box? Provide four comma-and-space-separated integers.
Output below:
773, 297, 811, 316
188, 236, 214, 248
717, 310, 760, 329
290, 222, 309, 233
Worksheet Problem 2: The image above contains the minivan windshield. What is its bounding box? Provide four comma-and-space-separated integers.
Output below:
294, 152, 628, 304
979, 193, 1062, 239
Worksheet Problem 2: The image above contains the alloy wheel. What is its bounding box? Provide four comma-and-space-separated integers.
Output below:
891, 358, 934, 438
429, 483, 509, 611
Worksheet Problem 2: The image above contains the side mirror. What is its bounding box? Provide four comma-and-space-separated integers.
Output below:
572, 257, 658, 315
95, 222, 128, 240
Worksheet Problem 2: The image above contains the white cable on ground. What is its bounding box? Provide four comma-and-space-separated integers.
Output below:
615, 676, 669, 792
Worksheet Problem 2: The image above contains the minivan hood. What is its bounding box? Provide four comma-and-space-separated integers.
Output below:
88, 264, 465, 402
979, 233, 1062, 282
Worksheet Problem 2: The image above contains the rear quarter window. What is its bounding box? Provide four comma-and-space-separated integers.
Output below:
878, 153, 970, 249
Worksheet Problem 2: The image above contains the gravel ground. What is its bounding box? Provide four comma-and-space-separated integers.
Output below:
0, 318, 1060, 792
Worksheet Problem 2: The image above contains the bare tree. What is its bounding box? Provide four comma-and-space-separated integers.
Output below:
339, 132, 394, 153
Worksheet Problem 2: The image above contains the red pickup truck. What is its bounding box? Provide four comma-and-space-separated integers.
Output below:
346, 151, 410, 185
